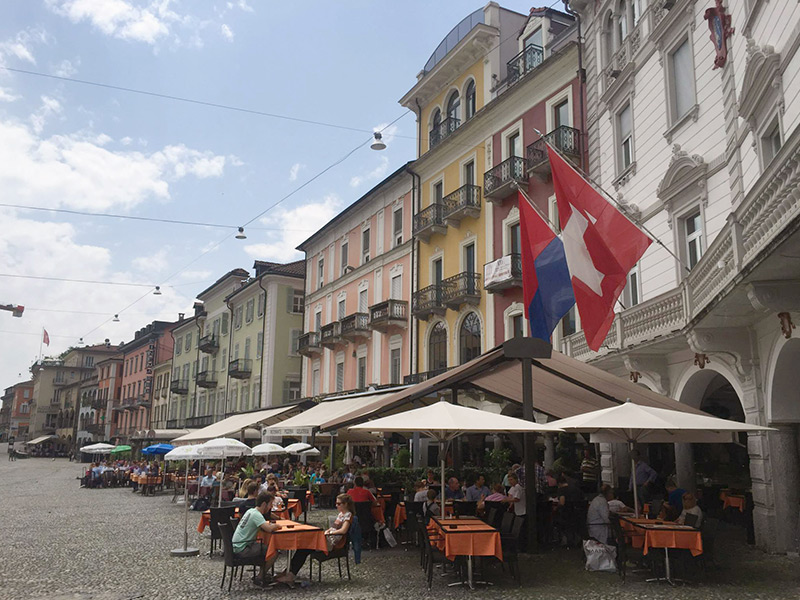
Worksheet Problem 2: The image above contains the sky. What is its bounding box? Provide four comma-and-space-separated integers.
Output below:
0, 0, 537, 387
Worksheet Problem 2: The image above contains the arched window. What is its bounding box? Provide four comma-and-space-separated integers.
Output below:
431, 108, 442, 130
465, 80, 476, 120
605, 11, 616, 63
459, 312, 482, 364
428, 321, 448, 372
446, 91, 460, 123
617, 1, 629, 43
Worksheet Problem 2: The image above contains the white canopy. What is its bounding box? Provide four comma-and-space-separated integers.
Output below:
251, 442, 286, 456
198, 437, 252, 458
80, 442, 115, 453
172, 406, 297, 443
284, 442, 312, 454
164, 444, 202, 461
300, 447, 321, 457
545, 401, 774, 444
26, 435, 57, 445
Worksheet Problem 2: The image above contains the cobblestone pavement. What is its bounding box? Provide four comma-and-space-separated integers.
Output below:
1, 455, 798, 600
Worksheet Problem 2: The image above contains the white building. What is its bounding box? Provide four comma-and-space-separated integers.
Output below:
568, 0, 800, 553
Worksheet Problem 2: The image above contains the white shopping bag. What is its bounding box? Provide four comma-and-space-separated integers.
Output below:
583, 539, 617, 572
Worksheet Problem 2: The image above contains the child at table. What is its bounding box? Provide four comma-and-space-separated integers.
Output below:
275, 494, 353, 586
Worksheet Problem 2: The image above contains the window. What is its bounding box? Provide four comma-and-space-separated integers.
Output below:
512, 314, 525, 338
185, 333, 192, 352
618, 1, 629, 42
220, 349, 227, 371
428, 321, 448, 371
244, 337, 251, 360
245, 298, 255, 323
311, 368, 320, 396
362, 229, 370, 264
175, 337, 182, 355
525, 27, 542, 49
338, 298, 346, 320
509, 222, 521, 255
335, 360, 344, 392
459, 312, 482, 364
508, 131, 521, 157
463, 160, 475, 186
561, 306, 577, 337
85, 356, 94, 368
182, 363, 190, 384
669, 39, 694, 121
761, 117, 782, 166
255, 332, 263, 359
390, 348, 401, 385
221, 313, 229, 335
433, 181, 444, 205
431, 108, 441, 130
341, 241, 349, 274
554, 100, 570, 129
252, 383, 260, 408
446, 91, 460, 123
623, 266, 640, 307
314, 310, 322, 332
317, 257, 325, 290
357, 356, 367, 388
241, 385, 249, 412
285, 379, 302, 402
393, 207, 403, 247
257, 292, 265, 317
191, 360, 197, 378
391, 274, 402, 300
684, 211, 704, 269
617, 103, 633, 171
463, 242, 476, 293
358, 289, 368, 313
235, 306, 243, 329
289, 329, 300, 356
465, 80, 476, 120
234, 343, 240, 360
292, 290, 304, 313
432, 258, 443, 285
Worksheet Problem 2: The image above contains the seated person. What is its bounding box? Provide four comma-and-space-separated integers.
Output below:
346, 476, 377, 504
267, 485, 285, 512
465, 475, 490, 502
676, 492, 703, 527
361, 471, 378, 496
276, 494, 353, 585
232, 492, 281, 585
423, 488, 440, 522
239, 478, 254, 499
238, 482, 259, 509
484, 483, 506, 502
607, 489, 634, 514
587, 485, 614, 544
413, 480, 429, 502
660, 479, 686, 521
425, 469, 438, 488
200, 467, 216, 489
444, 477, 465, 500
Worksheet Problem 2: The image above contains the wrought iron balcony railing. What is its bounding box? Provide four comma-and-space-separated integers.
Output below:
320, 322, 343, 348
198, 333, 219, 354
196, 370, 218, 389
507, 44, 544, 86
429, 116, 460, 149
442, 272, 481, 308
443, 184, 481, 227
526, 126, 581, 174
298, 331, 321, 356
413, 203, 447, 242
484, 156, 529, 200
228, 358, 253, 379
412, 284, 447, 320
404, 367, 450, 385
170, 379, 189, 395
484, 254, 522, 292
340, 313, 371, 341
369, 300, 408, 332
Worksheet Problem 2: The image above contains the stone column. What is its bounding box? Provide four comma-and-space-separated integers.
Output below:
544, 434, 555, 469
674, 443, 696, 493
760, 426, 800, 554
412, 431, 421, 468
493, 434, 503, 452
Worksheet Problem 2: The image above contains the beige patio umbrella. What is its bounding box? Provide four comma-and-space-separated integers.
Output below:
546, 400, 774, 516
348, 400, 562, 512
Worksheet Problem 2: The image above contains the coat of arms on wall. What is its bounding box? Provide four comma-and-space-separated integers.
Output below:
704, 0, 735, 69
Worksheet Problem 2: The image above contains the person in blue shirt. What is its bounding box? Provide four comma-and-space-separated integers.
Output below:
465, 474, 490, 502
662, 479, 686, 520
629, 450, 658, 507
444, 477, 465, 500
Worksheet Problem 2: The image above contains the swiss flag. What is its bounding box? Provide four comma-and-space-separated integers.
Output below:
548, 146, 652, 351
43, 329, 50, 346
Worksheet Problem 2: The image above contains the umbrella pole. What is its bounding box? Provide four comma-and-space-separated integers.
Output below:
630, 441, 639, 518
171, 458, 199, 557
441, 439, 447, 519
218, 457, 225, 508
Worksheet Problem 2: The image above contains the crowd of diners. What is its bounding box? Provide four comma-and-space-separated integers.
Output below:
79, 459, 162, 491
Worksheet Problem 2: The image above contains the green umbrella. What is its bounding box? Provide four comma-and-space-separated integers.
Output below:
110, 445, 132, 454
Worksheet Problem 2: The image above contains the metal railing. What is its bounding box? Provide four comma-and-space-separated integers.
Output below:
228, 358, 253, 378
196, 370, 218, 388
320, 321, 342, 346
404, 367, 450, 385
340, 313, 370, 338
484, 156, 529, 197
526, 126, 581, 168
297, 331, 321, 354
169, 379, 189, 395
507, 44, 544, 85
412, 284, 446, 316
429, 115, 461, 148
442, 272, 481, 306
198, 333, 219, 353
413, 203, 447, 237
443, 184, 481, 222
484, 253, 522, 291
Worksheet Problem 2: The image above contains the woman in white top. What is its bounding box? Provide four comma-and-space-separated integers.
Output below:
676, 492, 703, 527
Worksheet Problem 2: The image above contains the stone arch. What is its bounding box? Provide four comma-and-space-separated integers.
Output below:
766, 336, 800, 424
425, 319, 449, 372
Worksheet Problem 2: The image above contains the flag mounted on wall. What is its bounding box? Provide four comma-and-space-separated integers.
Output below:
518, 191, 575, 342
548, 146, 652, 351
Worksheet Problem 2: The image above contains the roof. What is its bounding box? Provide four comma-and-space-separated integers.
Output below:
171, 406, 301, 443
253, 260, 305, 279
26, 435, 57, 445
318, 338, 706, 433
196, 268, 250, 300
296, 162, 413, 252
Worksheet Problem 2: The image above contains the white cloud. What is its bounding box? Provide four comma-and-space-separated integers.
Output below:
52, 58, 80, 77
0, 117, 236, 211
0, 28, 47, 65
288, 162, 304, 182
131, 247, 169, 273
120, 136, 133, 146
350, 155, 390, 188
244, 195, 341, 262
220, 23, 234, 42
373, 123, 399, 145
0, 88, 19, 102
178, 269, 212, 281
30, 95, 63, 134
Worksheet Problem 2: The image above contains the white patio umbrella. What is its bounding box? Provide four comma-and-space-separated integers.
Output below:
165, 444, 202, 557
546, 400, 775, 516
284, 442, 312, 454
199, 438, 252, 507
250, 442, 286, 456
80, 442, 115, 453
300, 447, 321, 457
349, 400, 562, 516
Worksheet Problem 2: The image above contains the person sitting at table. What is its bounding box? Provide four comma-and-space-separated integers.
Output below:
445, 477, 465, 500
466, 474, 490, 502
425, 469, 438, 488
232, 491, 281, 586
413, 480, 429, 502
423, 487, 441, 522
607, 489, 634, 514
267, 484, 285, 512
238, 482, 260, 509
346, 476, 377, 504
502, 464, 520, 489
275, 494, 354, 586
660, 478, 686, 521
587, 484, 614, 544
484, 483, 506, 502
675, 492, 703, 527
239, 478, 254, 499
361, 470, 377, 495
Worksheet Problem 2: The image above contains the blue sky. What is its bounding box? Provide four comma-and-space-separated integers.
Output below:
0, 0, 534, 385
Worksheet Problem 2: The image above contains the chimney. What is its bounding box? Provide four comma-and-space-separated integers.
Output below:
178, 312, 185, 320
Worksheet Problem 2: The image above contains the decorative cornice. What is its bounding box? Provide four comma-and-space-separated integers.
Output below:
657, 144, 707, 228
738, 38, 782, 126
686, 327, 758, 382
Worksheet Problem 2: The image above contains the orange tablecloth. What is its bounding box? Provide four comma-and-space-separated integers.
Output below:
261, 520, 327, 560
198, 502, 301, 533
429, 517, 502, 562
372, 495, 390, 524
720, 491, 746, 512
621, 517, 702, 557
134, 475, 162, 485
394, 501, 453, 527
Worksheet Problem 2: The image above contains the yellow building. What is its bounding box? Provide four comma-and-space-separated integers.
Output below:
400, 4, 528, 377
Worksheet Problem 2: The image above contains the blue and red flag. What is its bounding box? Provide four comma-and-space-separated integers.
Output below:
518, 191, 575, 342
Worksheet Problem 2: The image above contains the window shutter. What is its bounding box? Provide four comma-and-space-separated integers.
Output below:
221, 313, 229, 334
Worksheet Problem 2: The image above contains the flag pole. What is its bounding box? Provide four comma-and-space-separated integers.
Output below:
532, 127, 692, 273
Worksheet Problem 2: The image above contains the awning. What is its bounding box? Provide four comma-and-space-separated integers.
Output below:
143, 429, 193, 441
318, 339, 706, 433
172, 406, 300, 443
26, 435, 57, 445
265, 389, 407, 440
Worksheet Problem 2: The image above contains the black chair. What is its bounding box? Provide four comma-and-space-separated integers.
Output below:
698, 517, 719, 572
309, 531, 351, 582
218, 522, 263, 591
453, 500, 477, 517
354, 501, 378, 549
208, 506, 236, 557
484, 507, 498, 528
423, 525, 456, 589
404, 502, 424, 546
499, 511, 515, 536
499, 516, 524, 586
683, 512, 699, 528
288, 488, 309, 523
483, 501, 505, 528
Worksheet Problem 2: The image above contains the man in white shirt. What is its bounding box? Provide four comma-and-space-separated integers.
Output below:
504, 473, 526, 516
587, 485, 614, 544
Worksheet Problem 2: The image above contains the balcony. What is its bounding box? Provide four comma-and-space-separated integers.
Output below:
369, 299, 408, 332
135, 395, 151, 408
484, 157, 529, 201
412, 284, 446, 320
429, 116, 460, 149
196, 370, 218, 389
603, 21, 642, 91
413, 203, 447, 242
404, 368, 449, 385
198, 333, 219, 354
526, 126, 581, 175
507, 43, 544, 86
298, 331, 322, 357
88, 397, 107, 411
340, 313, 371, 341
185, 415, 214, 428
442, 272, 481, 308
228, 358, 253, 379
443, 184, 481, 227
320, 322, 343, 348
166, 419, 179, 429
41, 425, 56, 434
170, 379, 189, 395
484, 254, 523, 293
85, 422, 104, 435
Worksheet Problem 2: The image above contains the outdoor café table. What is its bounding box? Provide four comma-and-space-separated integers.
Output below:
260, 519, 327, 563
429, 516, 502, 589
720, 490, 746, 512
394, 500, 453, 527
620, 516, 702, 584
373, 495, 391, 524
198, 501, 301, 533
